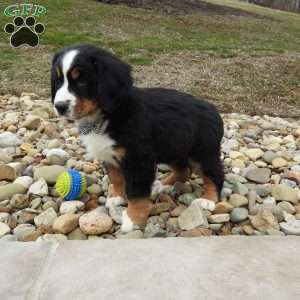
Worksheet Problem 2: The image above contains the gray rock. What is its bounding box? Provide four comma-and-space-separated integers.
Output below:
79, 209, 113, 235
208, 214, 230, 223
232, 182, 248, 196
271, 184, 299, 204
144, 223, 166, 238
262, 151, 278, 164
0, 183, 27, 201
280, 220, 300, 235
246, 168, 271, 184
34, 208, 57, 227
28, 178, 48, 196
60, 201, 85, 214
166, 218, 180, 232
277, 201, 296, 214
117, 230, 144, 239
178, 193, 197, 206
34, 165, 66, 184
0, 132, 22, 148
46, 149, 70, 166
178, 202, 208, 230
229, 194, 248, 207
230, 208, 249, 222
68, 228, 87, 240
37, 234, 68, 242
13, 224, 35, 241
109, 206, 125, 224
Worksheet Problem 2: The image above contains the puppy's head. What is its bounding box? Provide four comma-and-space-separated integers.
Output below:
51, 44, 133, 119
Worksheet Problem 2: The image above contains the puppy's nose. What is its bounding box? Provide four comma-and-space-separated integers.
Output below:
55, 102, 69, 115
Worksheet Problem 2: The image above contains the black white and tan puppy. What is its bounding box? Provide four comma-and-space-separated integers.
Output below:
51, 44, 224, 232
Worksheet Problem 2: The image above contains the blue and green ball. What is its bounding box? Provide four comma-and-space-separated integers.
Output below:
55, 169, 86, 201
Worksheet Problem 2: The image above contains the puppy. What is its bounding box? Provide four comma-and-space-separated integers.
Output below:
51, 44, 224, 232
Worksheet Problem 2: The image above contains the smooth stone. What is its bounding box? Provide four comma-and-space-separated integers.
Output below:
244, 148, 264, 160
277, 201, 296, 214
28, 178, 48, 196
178, 202, 208, 230
0, 132, 22, 147
0, 164, 16, 181
229, 194, 248, 207
109, 206, 125, 225
144, 223, 166, 238
280, 220, 300, 235
166, 218, 180, 232
272, 157, 288, 168
262, 151, 278, 164
180, 227, 212, 237
207, 214, 230, 224
87, 184, 102, 196
60, 201, 85, 214
0, 183, 27, 201
46, 149, 70, 166
232, 182, 248, 196
150, 203, 171, 215
0, 213, 10, 223
249, 210, 279, 233
214, 201, 234, 214
14, 176, 33, 189
170, 205, 187, 217
13, 224, 36, 241
10, 194, 30, 209
271, 184, 298, 204
34, 165, 66, 184
178, 193, 197, 206
22, 116, 41, 130
42, 201, 59, 212
34, 208, 57, 227
117, 230, 144, 239
266, 229, 285, 236
68, 228, 87, 240
37, 234, 67, 242
230, 208, 249, 222
246, 168, 271, 184
0, 222, 10, 237
174, 182, 193, 194
79, 209, 113, 235
53, 213, 79, 234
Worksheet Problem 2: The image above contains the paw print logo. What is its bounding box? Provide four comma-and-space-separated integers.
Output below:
4, 16, 45, 48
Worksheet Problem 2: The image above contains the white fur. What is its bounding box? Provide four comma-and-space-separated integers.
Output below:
105, 196, 126, 209
121, 210, 139, 233
192, 198, 216, 212
81, 131, 118, 165
54, 50, 78, 115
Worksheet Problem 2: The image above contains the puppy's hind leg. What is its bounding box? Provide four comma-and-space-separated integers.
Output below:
161, 163, 191, 186
190, 151, 224, 212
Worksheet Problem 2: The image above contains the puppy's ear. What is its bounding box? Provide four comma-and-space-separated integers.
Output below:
50, 52, 60, 103
92, 53, 133, 113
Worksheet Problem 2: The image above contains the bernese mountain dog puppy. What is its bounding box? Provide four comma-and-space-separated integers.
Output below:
51, 44, 224, 232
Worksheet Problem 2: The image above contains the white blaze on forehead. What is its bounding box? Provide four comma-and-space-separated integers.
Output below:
54, 49, 79, 107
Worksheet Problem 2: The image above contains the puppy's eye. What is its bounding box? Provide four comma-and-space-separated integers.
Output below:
71, 68, 80, 80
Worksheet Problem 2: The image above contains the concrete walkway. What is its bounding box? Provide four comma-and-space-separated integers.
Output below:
0, 237, 300, 300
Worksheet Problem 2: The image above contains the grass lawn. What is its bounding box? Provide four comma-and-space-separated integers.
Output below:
0, 0, 299, 116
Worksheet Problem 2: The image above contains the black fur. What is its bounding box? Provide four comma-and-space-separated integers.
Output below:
51, 44, 224, 199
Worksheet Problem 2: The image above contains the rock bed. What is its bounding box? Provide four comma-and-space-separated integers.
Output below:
0, 93, 300, 242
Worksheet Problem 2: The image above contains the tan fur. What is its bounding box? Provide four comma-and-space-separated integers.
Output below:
106, 165, 127, 199
127, 198, 153, 226
74, 99, 97, 117
161, 166, 190, 185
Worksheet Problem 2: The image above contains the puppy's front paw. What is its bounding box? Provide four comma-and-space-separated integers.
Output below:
121, 210, 140, 233
192, 198, 216, 212
105, 196, 126, 209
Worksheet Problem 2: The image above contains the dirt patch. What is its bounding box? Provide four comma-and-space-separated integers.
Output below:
97, 0, 266, 17
134, 52, 300, 118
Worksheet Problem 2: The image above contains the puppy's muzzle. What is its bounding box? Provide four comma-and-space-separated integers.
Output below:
55, 101, 70, 116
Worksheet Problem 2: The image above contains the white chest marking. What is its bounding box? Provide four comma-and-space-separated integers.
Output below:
81, 132, 118, 165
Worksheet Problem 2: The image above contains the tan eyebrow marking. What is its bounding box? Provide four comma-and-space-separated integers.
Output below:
70, 67, 80, 80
